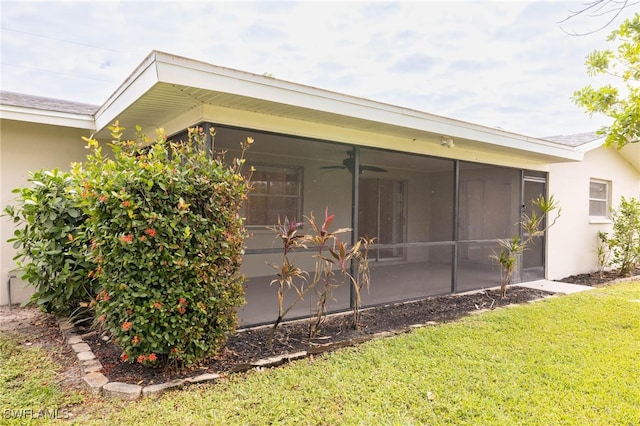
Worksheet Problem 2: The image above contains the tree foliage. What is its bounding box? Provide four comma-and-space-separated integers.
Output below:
599, 196, 640, 276
573, 13, 640, 148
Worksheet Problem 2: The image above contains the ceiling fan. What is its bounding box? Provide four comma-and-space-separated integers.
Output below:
320, 151, 388, 174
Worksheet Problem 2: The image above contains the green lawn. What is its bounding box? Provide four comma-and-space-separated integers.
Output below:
2, 281, 639, 425
0, 333, 84, 424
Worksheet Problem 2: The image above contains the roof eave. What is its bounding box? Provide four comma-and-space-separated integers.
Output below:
620, 143, 640, 172
94, 50, 583, 162
575, 138, 606, 153
0, 105, 96, 130
574, 136, 639, 172
94, 51, 160, 132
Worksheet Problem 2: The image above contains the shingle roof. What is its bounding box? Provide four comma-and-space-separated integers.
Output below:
0, 91, 98, 115
542, 132, 603, 147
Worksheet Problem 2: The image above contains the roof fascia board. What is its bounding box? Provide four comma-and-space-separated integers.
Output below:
575, 138, 606, 153
575, 138, 639, 172
94, 52, 160, 132
0, 105, 95, 130
154, 55, 582, 162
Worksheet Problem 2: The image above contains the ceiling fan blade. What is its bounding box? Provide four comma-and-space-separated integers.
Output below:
321, 153, 387, 174
320, 165, 347, 170
361, 165, 388, 173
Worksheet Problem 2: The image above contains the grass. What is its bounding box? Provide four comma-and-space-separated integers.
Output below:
0, 333, 84, 424
2, 281, 640, 425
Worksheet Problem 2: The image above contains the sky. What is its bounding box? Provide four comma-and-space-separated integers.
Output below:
1, 1, 638, 138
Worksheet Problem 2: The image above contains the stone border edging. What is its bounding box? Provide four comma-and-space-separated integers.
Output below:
58, 293, 558, 401
59, 319, 225, 399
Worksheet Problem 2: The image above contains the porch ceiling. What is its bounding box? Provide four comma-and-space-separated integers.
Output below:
93, 51, 582, 163
95, 81, 452, 141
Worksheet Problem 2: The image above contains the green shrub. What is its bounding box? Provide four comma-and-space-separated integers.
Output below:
74, 123, 252, 367
3, 169, 97, 317
601, 196, 640, 276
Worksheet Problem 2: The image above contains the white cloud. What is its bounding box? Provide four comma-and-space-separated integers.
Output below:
1, 0, 638, 137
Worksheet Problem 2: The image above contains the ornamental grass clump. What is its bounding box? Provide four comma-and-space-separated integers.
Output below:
75, 123, 253, 367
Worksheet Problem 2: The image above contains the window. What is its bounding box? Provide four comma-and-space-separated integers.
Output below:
245, 165, 301, 226
589, 179, 610, 218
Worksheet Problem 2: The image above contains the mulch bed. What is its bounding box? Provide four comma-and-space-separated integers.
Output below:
80, 286, 553, 386
77, 267, 640, 387
557, 267, 640, 286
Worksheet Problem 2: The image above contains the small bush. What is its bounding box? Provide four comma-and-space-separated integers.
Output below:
601, 197, 640, 276
268, 209, 372, 340
4, 169, 97, 317
75, 123, 252, 367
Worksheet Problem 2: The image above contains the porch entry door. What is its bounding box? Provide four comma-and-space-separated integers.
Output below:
358, 178, 406, 261
521, 178, 546, 281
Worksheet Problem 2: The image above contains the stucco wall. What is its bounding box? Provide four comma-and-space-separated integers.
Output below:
547, 147, 640, 280
0, 119, 91, 306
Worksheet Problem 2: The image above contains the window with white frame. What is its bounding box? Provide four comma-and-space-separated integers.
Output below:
245, 165, 302, 226
589, 179, 610, 218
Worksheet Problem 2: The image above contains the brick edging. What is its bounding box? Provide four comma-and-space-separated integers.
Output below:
58, 319, 222, 400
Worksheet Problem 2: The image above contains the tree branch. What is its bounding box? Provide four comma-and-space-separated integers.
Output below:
559, 0, 638, 36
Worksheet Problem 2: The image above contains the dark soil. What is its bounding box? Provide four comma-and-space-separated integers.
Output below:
557, 267, 640, 286
81, 286, 554, 387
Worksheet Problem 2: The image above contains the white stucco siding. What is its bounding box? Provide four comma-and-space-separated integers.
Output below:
0, 120, 91, 305
547, 146, 640, 280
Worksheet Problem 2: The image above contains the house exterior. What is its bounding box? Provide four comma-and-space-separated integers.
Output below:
2, 51, 639, 325
546, 133, 640, 280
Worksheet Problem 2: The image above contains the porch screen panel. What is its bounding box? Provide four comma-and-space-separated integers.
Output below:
364, 245, 453, 305
358, 148, 455, 305
211, 126, 352, 326
456, 241, 503, 291
457, 162, 520, 291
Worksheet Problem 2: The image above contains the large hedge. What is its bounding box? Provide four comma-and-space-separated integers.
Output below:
75, 123, 252, 366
